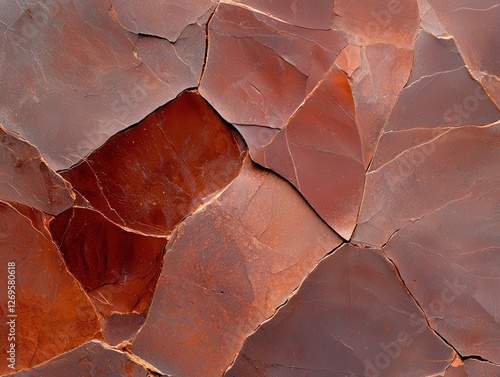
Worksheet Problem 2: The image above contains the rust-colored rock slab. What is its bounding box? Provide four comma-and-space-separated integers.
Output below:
199, 2, 347, 129
445, 359, 500, 377
101, 313, 146, 347
225, 244, 455, 377
62, 91, 245, 237
354, 111, 500, 248
239, 68, 364, 239
0, 0, 208, 169
384, 180, 500, 363
111, 0, 215, 42
49, 207, 166, 318
131, 159, 342, 377
0, 202, 100, 373
0, 125, 74, 215
5, 341, 151, 377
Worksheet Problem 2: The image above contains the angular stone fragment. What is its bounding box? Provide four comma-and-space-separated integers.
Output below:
384, 180, 500, 363
350, 44, 414, 166
427, 0, 500, 106
102, 313, 147, 346
49, 207, 166, 318
445, 359, 500, 377
0, 125, 74, 215
335, 44, 361, 78
385, 31, 499, 131
199, 2, 347, 129
131, 159, 342, 377
0, 0, 208, 169
354, 121, 500, 247
0, 202, 100, 373
225, 244, 455, 377
239, 68, 364, 239
62, 91, 245, 237
111, 0, 215, 42
333, 0, 420, 48
5, 341, 151, 377
417, 0, 447, 36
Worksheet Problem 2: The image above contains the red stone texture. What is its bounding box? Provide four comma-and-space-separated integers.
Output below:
0, 0, 498, 376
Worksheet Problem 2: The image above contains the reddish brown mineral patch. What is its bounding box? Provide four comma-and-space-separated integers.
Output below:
1, 0, 499, 375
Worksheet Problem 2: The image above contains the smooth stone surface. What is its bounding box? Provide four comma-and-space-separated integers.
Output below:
225, 244, 455, 377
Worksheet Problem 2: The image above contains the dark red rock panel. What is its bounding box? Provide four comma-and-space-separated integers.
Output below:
0, 125, 74, 216
225, 244, 455, 377
5, 341, 152, 377
0, 203, 100, 374
62, 91, 245, 237
49, 208, 166, 318
131, 159, 342, 377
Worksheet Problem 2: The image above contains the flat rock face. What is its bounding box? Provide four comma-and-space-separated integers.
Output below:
1, 0, 499, 376
131, 159, 342, 377
427, 0, 500, 107
0, 203, 100, 374
354, 123, 500, 247
5, 341, 150, 377
384, 180, 500, 363
225, 244, 455, 377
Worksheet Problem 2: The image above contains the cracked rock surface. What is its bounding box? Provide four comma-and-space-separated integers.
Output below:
0, 0, 498, 376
